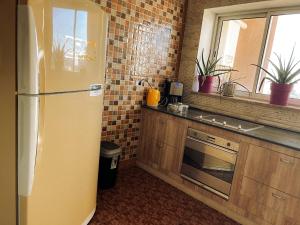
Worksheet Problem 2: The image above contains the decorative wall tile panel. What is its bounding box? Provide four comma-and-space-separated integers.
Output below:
129, 23, 172, 78
93, 0, 186, 160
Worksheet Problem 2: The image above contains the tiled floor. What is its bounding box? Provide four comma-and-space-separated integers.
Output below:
89, 167, 240, 225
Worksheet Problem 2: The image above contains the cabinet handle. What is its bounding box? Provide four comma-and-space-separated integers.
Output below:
272, 193, 286, 200
280, 158, 294, 165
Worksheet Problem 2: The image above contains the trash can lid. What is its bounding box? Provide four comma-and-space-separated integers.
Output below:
101, 141, 119, 150
100, 141, 121, 157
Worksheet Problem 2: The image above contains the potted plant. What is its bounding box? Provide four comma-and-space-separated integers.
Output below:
219, 75, 250, 97
253, 49, 300, 106
195, 50, 236, 93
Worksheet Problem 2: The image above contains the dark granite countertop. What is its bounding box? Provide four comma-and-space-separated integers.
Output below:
143, 105, 300, 151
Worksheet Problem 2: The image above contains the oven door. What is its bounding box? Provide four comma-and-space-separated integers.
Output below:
180, 136, 237, 199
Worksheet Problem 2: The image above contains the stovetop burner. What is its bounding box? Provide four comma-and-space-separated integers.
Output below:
194, 114, 264, 132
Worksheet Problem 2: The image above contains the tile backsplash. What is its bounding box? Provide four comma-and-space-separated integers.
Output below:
94, 0, 186, 160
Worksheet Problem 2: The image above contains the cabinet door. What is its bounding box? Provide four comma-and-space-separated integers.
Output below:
153, 115, 167, 145
244, 145, 300, 198
138, 110, 166, 168
239, 177, 300, 225
165, 117, 186, 148
159, 143, 184, 179
160, 144, 174, 173
161, 118, 187, 176
150, 141, 163, 170
138, 110, 155, 164
139, 109, 187, 177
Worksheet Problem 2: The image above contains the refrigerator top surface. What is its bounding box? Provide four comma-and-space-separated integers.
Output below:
18, 0, 107, 94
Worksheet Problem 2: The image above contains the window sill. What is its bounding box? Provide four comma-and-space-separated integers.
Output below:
191, 91, 300, 112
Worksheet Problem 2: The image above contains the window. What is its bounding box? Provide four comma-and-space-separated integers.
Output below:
213, 9, 300, 105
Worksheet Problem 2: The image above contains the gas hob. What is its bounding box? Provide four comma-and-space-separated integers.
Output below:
194, 114, 264, 132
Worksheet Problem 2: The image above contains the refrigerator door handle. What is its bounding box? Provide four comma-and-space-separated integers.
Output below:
18, 96, 39, 196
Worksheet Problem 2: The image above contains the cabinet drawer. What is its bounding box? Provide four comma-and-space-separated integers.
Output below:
244, 145, 300, 198
240, 177, 300, 224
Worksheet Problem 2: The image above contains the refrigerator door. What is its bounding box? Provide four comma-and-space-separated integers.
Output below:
18, 0, 107, 94
18, 96, 39, 196
19, 91, 103, 225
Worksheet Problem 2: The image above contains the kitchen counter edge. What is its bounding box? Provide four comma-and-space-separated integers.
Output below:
142, 105, 300, 152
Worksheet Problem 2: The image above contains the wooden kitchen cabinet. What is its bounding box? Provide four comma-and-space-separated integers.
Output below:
138, 110, 187, 176
140, 109, 166, 143
237, 177, 295, 224
138, 109, 153, 165
161, 116, 187, 178
138, 108, 300, 225
138, 109, 164, 167
244, 144, 300, 198
159, 142, 184, 180
138, 109, 187, 175
240, 177, 300, 224
156, 112, 187, 149
159, 143, 175, 173
239, 144, 300, 225
164, 117, 187, 148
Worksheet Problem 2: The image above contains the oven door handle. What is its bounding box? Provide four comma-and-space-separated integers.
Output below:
186, 136, 238, 155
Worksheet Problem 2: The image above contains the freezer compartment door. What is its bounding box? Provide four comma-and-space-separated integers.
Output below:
19, 91, 103, 225
17, 5, 40, 95
18, 96, 39, 196
18, 0, 108, 94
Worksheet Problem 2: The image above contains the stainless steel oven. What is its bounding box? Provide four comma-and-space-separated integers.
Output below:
181, 128, 239, 199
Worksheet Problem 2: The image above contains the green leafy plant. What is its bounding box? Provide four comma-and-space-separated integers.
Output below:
196, 50, 237, 87
252, 48, 300, 90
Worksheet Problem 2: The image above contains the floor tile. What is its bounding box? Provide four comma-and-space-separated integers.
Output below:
89, 167, 240, 225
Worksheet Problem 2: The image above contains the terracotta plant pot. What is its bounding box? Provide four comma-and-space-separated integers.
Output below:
198, 76, 214, 93
270, 82, 293, 106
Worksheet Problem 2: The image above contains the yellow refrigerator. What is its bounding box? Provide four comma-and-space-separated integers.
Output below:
17, 1, 107, 224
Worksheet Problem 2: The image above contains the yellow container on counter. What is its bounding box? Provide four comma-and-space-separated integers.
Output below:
147, 88, 160, 107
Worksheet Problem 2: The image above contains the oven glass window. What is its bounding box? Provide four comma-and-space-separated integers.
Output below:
183, 147, 235, 183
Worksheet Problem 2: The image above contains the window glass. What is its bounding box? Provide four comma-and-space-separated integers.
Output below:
216, 17, 266, 91
258, 14, 300, 99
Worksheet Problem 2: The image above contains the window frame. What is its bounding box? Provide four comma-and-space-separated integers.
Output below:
211, 7, 300, 106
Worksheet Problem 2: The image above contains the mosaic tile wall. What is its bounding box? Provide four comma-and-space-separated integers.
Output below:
93, 0, 186, 160
178, 0, 300, 132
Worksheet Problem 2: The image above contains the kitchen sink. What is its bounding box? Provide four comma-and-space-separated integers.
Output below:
194, 114, 264, 132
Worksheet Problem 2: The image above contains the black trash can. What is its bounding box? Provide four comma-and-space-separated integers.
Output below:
98, 141, 121, 189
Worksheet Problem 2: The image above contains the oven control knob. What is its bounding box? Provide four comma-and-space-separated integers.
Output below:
223, 121, 227, 126
212, 118, 216, 122
238, 125, 242, 129
199, 115, 203, 119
